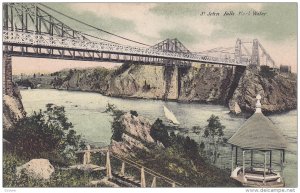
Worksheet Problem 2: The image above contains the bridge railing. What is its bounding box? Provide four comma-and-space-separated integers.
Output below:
3, 30, 241, 65
76, 145, 182, 187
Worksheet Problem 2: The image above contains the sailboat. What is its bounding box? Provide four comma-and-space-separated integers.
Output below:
163, 105, 180, 125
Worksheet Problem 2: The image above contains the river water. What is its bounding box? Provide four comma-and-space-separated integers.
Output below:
20, 89, 297, 187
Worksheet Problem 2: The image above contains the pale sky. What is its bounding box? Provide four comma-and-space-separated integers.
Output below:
12, 3, 297, 74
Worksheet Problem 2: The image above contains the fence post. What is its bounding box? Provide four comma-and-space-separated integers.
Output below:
86, 145, 91, 164
120, 162, 125, 176
106, 151, 112, 179
172, 182, 176, 187
83, 152, 87, 165
141, 167, 146, 188
151, 176, 156, 187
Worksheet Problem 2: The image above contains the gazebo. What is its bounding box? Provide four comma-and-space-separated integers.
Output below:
228, 94, 287, 187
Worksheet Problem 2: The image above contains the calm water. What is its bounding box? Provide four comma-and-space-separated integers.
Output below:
20, 89, 297, 187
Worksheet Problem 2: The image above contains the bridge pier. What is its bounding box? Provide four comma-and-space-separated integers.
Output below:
163, 64, 178, 100
3, 52, 13, 96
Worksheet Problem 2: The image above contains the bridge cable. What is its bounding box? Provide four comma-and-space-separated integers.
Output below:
17, 3, 120, 45
38, 3, 151, 47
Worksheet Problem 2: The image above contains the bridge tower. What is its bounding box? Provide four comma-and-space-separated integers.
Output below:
3, 4, 13, 96
3, 53, 13, 96
234, 38, 242, 64
251, 39, 260, 66
152, 38, 191, 100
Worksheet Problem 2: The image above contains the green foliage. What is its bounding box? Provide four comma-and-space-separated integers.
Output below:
183, 136, 199, 161
134, 146, 240, 187
130, 110, 138, 117
4, 104, 82, 165
64, 69, 75, 82
3, 153, 26, 187
150, 119, 172, 147
203, 115, 225, 142
260, 65, 276, 78
15, 79, 35, 88
51, 77, 64, 88
104, 103, 125, 142
3, 153, 105, 187
150, 118, 201, 162
203, 114, 225, 163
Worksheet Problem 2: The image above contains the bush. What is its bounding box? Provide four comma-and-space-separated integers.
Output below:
260, 65, 276, 78
15, 79, 35, 88
150, 119, 201, 161
150, 119, 172, 147
130, 110, 138, 117
3, 152, 108, 187
4, 104, 83, 165
103, 103, 125, 142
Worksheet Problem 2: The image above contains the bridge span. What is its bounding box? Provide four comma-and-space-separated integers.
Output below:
3, 3, 277, 96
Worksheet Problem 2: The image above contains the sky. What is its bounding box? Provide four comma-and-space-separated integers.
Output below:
12, 2, 297, 74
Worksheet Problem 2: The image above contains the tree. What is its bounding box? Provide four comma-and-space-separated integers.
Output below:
192, 126, 203, 143
4, 104, 82, 165
103, 103, 125, 142
130, 110, 138, 117
203, 115, 225, 164
183, 136, 199, 161
150, 119, 171, 147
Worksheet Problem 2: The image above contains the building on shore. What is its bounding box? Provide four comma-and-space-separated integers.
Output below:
228, 94, 287, 187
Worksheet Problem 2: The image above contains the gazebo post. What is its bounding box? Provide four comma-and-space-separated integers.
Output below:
280, 150, 284, 177
235, 146, 238, 166
250, 149, 253, 171
269, 151, 272, 171
263, 151, 267, 184
231, 145, 234, 171
242, 150, 245, 176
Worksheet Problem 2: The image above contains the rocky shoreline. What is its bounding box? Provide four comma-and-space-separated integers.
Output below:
15, 63, 297, 114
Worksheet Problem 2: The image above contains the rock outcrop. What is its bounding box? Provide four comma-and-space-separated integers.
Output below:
107, 65, 169, 99
229, 67, 297, 113
110, 112, 155, 157
52, 67, 111, 93
3, 83, 26, 130
16, 159, 55, 180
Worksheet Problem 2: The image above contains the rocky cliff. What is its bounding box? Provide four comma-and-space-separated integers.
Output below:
51, 67, 111, 93
110, 112, 155, 157
229, 67, 297, 113
49, 63, 297, 114
3, 83, 26, 130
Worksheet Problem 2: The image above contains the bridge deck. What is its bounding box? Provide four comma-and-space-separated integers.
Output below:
3, 31, 247, 67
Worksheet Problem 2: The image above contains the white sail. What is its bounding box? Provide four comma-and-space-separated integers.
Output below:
163, 105, 180, 125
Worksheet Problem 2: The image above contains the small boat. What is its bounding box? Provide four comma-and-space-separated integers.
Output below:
163, 105, 180, 125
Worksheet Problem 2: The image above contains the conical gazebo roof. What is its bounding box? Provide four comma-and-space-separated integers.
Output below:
228, 95, 287, 150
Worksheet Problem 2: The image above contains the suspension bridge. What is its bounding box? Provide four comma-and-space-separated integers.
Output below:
3, 3, 277, 96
